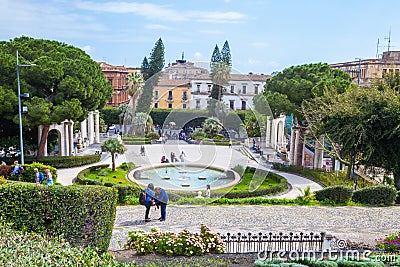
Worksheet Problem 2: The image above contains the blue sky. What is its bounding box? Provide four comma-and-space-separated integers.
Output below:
1, 0, 399, 74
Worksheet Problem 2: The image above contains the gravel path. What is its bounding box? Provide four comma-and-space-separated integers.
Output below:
110, 205, 400, 251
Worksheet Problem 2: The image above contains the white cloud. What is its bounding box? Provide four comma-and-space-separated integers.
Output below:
82, 45, 95, 55
145, 24, 169, 30
194, 52, 202, 60
199, 30, 224, 35
75, 1, 246, 23
251, 41, 269, 47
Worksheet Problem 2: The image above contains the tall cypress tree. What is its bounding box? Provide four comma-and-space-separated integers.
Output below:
210, 45, 221, 64
148, 37, 165, 77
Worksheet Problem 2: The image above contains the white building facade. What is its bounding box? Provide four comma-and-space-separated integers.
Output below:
190, 74, 270, 110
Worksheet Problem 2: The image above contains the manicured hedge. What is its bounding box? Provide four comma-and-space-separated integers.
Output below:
0, 183, 118, 252
352, 185, 397, 205
1, 154, 101, 168
314, 185, 353, 204
18, 162, 58, 184
123, 140, 151, 145
201, 139, 241, 146
150, 108, 209, 127
108, 184, 142, 204
74, 164, 110, 185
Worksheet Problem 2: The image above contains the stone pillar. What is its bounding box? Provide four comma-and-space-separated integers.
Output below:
81, 119, 87, 141
313, 135, 324, 169
265, 116, 271, 148
94, 110, 100, 143
88, 111, 94, 145
69, 121, 74, 155
289, 127, 296, 165
293, 128, 300, 166
64, 121, 69, 156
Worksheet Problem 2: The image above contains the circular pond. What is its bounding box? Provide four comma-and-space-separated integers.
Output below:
128, 163, 240, 191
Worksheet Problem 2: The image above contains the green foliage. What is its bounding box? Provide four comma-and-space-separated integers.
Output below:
0, 183, 118, 252
13, 162, 58, 183
145, 132, 160, 140
292, 258, 338, 267
0, 165, 12, 179
0, 176, 6, 185
125, 224, 225, 256
148, 38, 165, 78
335, 259, 384, 267
149, 108, 209, 128
314, 186, 353, 204
101, 138, 126, 171
201, 139, 240, 146
220, 40, 232, 66
232, 164, 245, 176
0, 222, 135, 267
23, 154, 101, 168
191, 130, 208, 140
352, 185, 397, 205
113, 184, 142, 204
202, 117, 222, 138
101, 106, 120, 125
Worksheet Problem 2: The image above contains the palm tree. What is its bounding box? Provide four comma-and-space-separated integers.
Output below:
125, 72, 144, 135
202, 117, 223, 138
133, 112, 153, 137
118, 104, 130, 135
101, 138, 126, 171
211, 62, 230, 119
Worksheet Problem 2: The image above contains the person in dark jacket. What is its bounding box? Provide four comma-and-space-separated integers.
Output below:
154, 186, 169, 221
144, 183, 155, 222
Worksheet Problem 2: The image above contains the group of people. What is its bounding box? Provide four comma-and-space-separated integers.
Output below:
196, 184, 211, 198
161, 151, 186, 163
10, 160, 53, 185
143, 183, 169, 222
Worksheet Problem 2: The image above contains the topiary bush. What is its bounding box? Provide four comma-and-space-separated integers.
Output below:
352, 185, 397, 205
17, 162, 57, 184
314, 186, 353, 204
113, 184, 142, 204
0, 221, 134, 267
0, 183, 118, 252
1, 154, 101, 168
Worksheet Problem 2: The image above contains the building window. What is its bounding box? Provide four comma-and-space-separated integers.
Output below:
242, 85, 247, 94
168, 103, 173, 108
154, 102, 158, 108
196, 99, 201, 109
182, 91, 188, 100
255, 85, 259, 94
168, 90, 173, 100
182, 103, 187, 109
154, 90, 158, 99
230, 85, 234, 94
229, 100, 235, 110
207, 84, 212, 93
108, 78, 113, 85
241, 100, 246, 110
196, 84, 200, 93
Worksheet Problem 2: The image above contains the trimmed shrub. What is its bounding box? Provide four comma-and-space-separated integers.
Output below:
75, 164, 110, 185
314, 186, 353, 203
352, 185, 397, 205
396, 191, 400, 204
113, 184, 142, 204
1, 154, 101, 168
0, 221, 135, 267
145, 132, 160, 140
0, 183, 118, 252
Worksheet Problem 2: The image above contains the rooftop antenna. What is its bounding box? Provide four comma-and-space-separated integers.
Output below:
376, 38, 380, 59
385, 29, 391, 52
182, 51, 184, 60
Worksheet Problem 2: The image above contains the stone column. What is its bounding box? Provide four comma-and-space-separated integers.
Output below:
289, 127, 296, 165
313, 135, 324, 169
293, 128, 300, 166
88, 111, 94, 145
94, 110, 100, 143
81, 119, 87, 142
69, 121, 74, 155
265, 116, 271, 148
64, 121, 69, 156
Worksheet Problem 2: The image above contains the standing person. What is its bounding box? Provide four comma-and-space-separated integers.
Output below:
140, 146, 145, 156
144, 183, 155, 222
154, 186, 169, 221
228, 140, 232, 149
205, 184, 211, 198
353, 180, 358, 191
44, 168, 53, 186
170, 152, 174, 162
33, 168, 44, 184
11, 161, 22, 181
180, 151, 186, 162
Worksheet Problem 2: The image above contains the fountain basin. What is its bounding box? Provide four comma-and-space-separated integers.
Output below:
128, 163, 240, 191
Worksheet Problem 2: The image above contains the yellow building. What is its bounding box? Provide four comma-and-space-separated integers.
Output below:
153, 80, 191, 109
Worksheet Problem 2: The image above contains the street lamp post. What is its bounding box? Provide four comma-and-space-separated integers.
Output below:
16, 50, 35, 164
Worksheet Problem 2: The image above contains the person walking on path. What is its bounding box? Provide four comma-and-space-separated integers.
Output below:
154, 186, 169, 221
33, 168, 44, 184
205, 184, 211, 198
144, 183, 155, 222
11, 161, 22, 181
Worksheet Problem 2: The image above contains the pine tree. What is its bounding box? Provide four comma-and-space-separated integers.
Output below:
141, 56, 150, 80
210, 45, 221, 64
221, 40, 232, 66
148, 37, 165, 78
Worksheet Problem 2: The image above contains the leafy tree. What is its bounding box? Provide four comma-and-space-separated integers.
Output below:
0, 37, 113, 158
101, 138, 125, 171
202, 117, 222, 138
263, 63, 351, 166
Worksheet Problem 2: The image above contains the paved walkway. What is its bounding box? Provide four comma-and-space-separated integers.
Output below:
110, 205, 400, 251
57, 140, 322, 198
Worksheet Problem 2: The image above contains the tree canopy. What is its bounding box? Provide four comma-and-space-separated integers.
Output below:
0, 37, 113, 157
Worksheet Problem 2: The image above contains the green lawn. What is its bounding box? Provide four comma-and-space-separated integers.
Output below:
226, 171, 279, 192
84, 167, 131, 185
